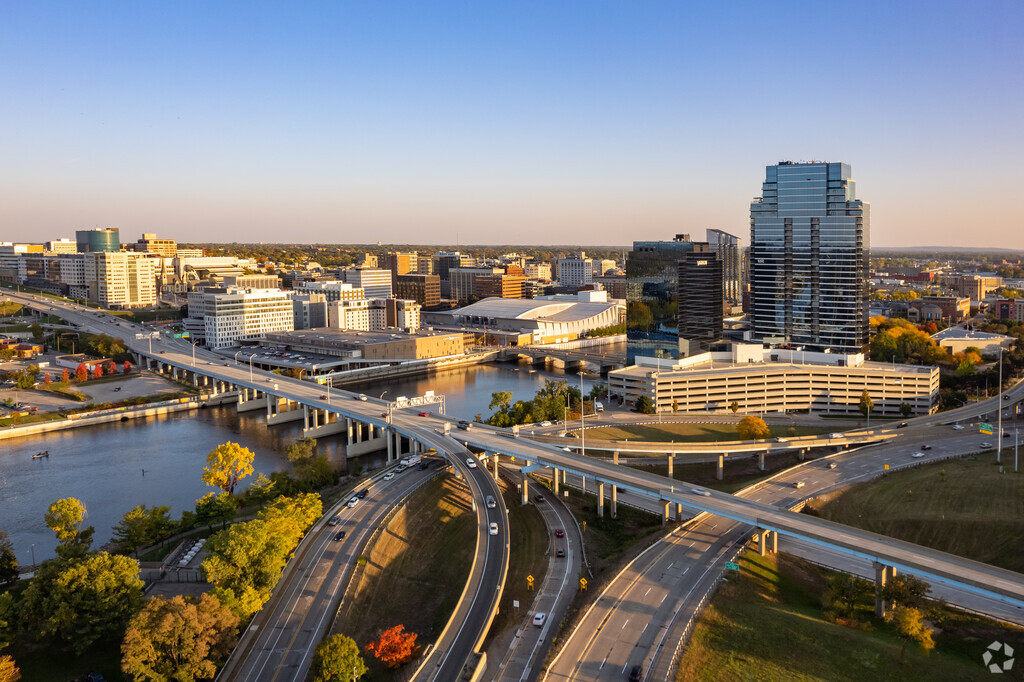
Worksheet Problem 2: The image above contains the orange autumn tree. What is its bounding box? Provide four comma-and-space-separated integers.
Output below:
365, 625, 419, 668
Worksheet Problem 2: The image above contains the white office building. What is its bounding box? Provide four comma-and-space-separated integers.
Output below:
189, 288, 295, 348
341, 268, 392, 298
84, 251, 158, 308
558, 252, 594, 288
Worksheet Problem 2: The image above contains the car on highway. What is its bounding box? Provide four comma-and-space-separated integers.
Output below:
897, 422, 909, 428
319, 394, 328, 399
827, 462, 837, 469
334, 530, 346, 541
1004, 395, 1011, 400
534, 494, 545, 504
532, 612, 547, 627
980, 442, 993, 448
953, 425, 965, 430
486, 495, 496, 509
418, 412, 429, 417
395, 465, 407, 473
488, 522, 498, 536
556, 548, 565, 558
554, 528, 565, 538
357, 488, 369, 499
466, 457, 477, 469
912, 452, 925, 458
457, 420, 471, 430
793, 481, 806, 489
328, 515, 341, 526
356, 394, 367, 401
346, 497, 358, 508
383, 472, 395, 481
692, 487, 711, 497
628, 665, 642, 682
540, 420, 552, 426
921, 444, 932, 450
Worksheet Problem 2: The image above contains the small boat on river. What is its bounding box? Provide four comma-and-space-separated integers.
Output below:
32, 450, 49, 459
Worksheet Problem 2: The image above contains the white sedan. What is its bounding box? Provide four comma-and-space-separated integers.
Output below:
488, 522, 498, 536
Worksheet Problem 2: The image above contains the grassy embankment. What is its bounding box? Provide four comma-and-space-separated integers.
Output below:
584, 422, 834, 443
806, 454, 1024, 572
677, 550, 1022, 681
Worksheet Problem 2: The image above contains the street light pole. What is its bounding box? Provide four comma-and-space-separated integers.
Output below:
579, 371, 586, 460
248, 356, 253, 383
30, 543, 35, 567
998, 347, 1004, 463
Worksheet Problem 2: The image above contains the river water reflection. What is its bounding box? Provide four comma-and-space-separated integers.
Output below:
0, 363, 595, 564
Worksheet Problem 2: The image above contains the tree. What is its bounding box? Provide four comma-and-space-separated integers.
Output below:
0, 655, 20, 682
123, 360, 132, 374
899, 402, 913, 418
729, 401, 740, 414
285, 437, 318, 462
92, 365, 103, 380
737, 416, 771, 440
45, 498, 94, 557
29, 322, 43, 342
61, 368, 70, 384
671, 399, 679, 413
364, 625, 419, 668
42, 373, 52, 387
106, 361, 117, 376
858, 389, 874, 422
195, 492, 238, 530
634, 395, 656, 414
19, 551, 143, 654
202, 442, 255, 495
13, 372, 33, 390
0, 531, 18, 588
201, 519, 289, 619
821, 573, 870, 624
120, 593, 239, 682
112, 505, 174, 558
881, 574, 930, 611
311, 634, 367, 682
886, 605, 934, 662
74, 364, 88, 383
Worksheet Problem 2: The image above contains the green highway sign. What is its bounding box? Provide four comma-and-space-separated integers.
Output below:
980, 422, 994, 434
725, 561, 739, 571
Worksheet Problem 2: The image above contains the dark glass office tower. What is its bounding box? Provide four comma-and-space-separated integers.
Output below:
749, 161, 869, 351
677, 245, 723, 356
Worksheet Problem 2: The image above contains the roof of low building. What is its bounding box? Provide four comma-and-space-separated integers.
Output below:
930, 327, 1013, 341
443, 297, 620, 322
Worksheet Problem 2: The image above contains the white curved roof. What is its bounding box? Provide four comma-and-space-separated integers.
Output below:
452, 298, 618, 323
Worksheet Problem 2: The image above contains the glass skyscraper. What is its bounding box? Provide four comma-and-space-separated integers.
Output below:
749, 162, 869, 352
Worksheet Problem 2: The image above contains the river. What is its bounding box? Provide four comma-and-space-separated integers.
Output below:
0, 362, 598, 565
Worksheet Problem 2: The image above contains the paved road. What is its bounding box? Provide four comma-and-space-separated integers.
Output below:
488, 465, 583, 682
219, 466, 437, 681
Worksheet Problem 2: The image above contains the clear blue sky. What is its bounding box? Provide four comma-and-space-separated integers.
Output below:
2, 1, 1022, 248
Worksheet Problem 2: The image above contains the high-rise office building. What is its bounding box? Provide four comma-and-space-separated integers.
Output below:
677, 245, 723, 356
76, 228, 120, 253
705, 229, 743, 313
749, 161, 869, 352
396, 273, 441, 307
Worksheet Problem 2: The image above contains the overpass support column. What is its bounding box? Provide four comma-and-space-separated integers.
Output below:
580, 475, 586, 494
386, 428, 394, 462
662, 500, 670, 526
552, 468, 560, 494
613, 450, 619, 465
717, 454, 724, 481
521, 473, 529, 505
874, 563, 898, 617
759, 451, 766, 471
799, 448, 806, 462
676, 502, 683, 520
597, 482, 605, 518
346, 418, 353, 445
668, 453, 674, 478
610, 485, 618, 519
492, 452, 500, 480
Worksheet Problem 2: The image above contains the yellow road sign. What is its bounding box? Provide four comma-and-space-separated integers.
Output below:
579, 578, 588, 591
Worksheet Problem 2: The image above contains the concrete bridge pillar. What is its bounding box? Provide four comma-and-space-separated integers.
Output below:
758, 529, 778, 556
346, 418, 353, 445
613, 450, 619, 465
597, 482, 605, 518
521, 472, 529, 505
717, 454, 725, 481
580, 474, 586, 494
492, 452, 499, 479
759, 451, 766, 471
798, 448, 806, 462
610, 485, 618, 519
552, 467, 560, 494
668, 453, 674, 478
676, 502, 683, 520
386, 428, 394, 462
874, 563, 898, 617
662, 500, 670, 526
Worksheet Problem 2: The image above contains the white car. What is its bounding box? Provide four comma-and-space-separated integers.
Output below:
466, 458, 477, 469
980, 442, 993, 449
346, 497, 359, 508
540, 421, 552, 427
532, 612, 547, 627
383, 472, 395, 481
692, 487, 711, 497
488, 522, 498, 536
911, 452, 925, 458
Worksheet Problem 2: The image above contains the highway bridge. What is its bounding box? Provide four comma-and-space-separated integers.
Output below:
10, 289, 1024, 680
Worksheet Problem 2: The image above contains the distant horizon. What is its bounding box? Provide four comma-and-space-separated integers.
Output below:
2, 2, 1022, 248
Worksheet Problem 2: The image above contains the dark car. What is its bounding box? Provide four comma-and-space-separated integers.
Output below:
534, 494, 545, 503
896, 422, 908, 428
554, 528, 565, 538
457, 420, 471, 430
556, 548, 565, 558
921, 444, 932, 450
628, 665, 642, 682
356, 488, 369, 499
418, 411, 429, 417
334, 530, 346, 541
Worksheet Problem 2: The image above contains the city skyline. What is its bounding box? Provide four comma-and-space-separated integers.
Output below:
2, 2, 1023, 248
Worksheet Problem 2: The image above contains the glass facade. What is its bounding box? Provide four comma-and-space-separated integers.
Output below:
626, 235, 694, 362
76, 228, 120, 253
749, 162, 869, 352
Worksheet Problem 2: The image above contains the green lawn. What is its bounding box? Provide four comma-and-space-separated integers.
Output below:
808, 455, 1024, 572
583, 422, 833, 443
677, 550, 1022, 682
